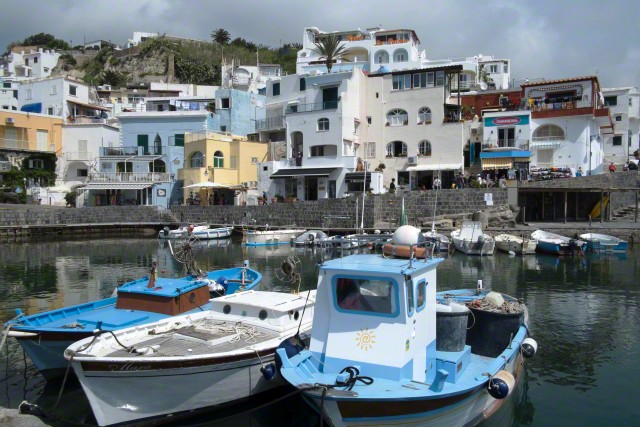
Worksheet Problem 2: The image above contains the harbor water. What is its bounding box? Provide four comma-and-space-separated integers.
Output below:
1, 237, 639, 426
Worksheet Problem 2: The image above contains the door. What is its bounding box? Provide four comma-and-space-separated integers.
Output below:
498, 127, 515, 147
322, 87, 338, 109
137, 135, 149, 155
328, 180, 336, 198
37, 130, 48, 151
305, 177, 318, 201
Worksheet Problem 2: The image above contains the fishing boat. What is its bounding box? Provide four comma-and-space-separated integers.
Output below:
579, 233, 628, 252
294, 230, 330, 246
451, 221, 495, 255
3, 264, 262, 379
276, 251, 537, 427
330, 234, 368, 250
158, 224, 233, 240
423, 230, 451, 253
243, 227, 306, 246
65, 290, 316, 426
531, 230, 586, 255
494, 234, 537, 255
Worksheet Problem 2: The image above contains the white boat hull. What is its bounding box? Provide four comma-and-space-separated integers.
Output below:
244, 229, 306, 246
452, 236, 495, 255
73, 356, 280, 426
494, 235, 537, 255
158, 226, 232, 240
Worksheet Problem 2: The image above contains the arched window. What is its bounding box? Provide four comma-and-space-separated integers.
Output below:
533, 124, 565, 141
418, 107, 432, 124
418, 140, 432, 157
213, 150, 224, 168
153, 133, 162, 155
387, 109, 408, 126
149, 159, 166, 173
317, 118, 330, 131
393, 48, 408, 63
386, 141, 407, 157
190, 151, 204, 168
374, 50, 389, 64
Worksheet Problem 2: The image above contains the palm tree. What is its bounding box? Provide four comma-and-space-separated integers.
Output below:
211, 28, 230, 45
311, 34, 349, 73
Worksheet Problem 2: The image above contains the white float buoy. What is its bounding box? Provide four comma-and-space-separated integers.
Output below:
487, 370, 515, 399
521, 337, 538, 358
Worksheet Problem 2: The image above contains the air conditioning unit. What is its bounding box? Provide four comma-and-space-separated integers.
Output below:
5, 117, 15, 124
407, 156, 418, 165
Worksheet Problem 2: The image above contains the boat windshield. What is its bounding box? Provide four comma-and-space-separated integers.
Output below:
335, 277, 397, 315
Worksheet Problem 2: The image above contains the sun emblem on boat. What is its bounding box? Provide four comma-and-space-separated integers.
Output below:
355, 328, 376, 351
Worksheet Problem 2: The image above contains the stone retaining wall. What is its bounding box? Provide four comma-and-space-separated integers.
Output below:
0, 205, 174, 226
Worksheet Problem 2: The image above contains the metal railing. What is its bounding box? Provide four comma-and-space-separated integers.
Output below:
531, 135, 564, 142
65, 151, 92, 161
256, 116, 285, 130
0, 138, 55, 152
88, 172, 170, 182
286, 101, 339, 114
99, 146, 163, 156
482, 139, 516, 149
68, 116, 107, 125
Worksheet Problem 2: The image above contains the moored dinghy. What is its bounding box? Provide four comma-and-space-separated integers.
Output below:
276, 250, 537, 427
579, 233, 628, 252
451, 221, 495, 255
423, 230, 451, 253
294, 230, 330, 246
531, 230, 586, 255
66, 290, 316, 426
243, 227, 306, 246
495, 233, 537, 255
158, 224, 233, 240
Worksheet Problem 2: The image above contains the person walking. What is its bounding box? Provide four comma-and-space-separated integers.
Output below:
576, 167, 583, 177
389, 178, 396, 194
609, 162, 616, 173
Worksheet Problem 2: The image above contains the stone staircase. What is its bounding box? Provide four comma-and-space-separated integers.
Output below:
611, 205, 638, 221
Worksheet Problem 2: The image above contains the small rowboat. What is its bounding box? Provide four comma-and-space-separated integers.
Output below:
494, 234, 537, 255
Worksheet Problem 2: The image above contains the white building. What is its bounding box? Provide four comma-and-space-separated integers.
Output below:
221, 62, 282, 94
0, 80, 19, 111
479, 111, 532, 177
127, 32, 159, 48
0, 48, 61, 81
601, 87, 640, 165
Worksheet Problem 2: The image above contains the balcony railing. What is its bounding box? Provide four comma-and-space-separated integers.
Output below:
531, 135, 564, 142
68, 116, 107, 125
65, 151, 92, 161
0, 161, 11, 172
0, 138, 55, 152
88, 172, 170, 183
99, 146, 163, 156
286, 101, 339, 114
482, 139, 517, 150
256, 116, 285, 131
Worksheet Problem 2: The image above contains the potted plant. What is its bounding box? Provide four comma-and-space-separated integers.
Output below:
272, 194, 281, 204
375, 163, 386, 172
285, 194, 297, 203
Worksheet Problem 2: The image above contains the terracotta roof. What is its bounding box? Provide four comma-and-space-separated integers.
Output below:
521, 76, 600, 87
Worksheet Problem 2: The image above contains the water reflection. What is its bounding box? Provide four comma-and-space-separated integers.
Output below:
0, 240, 638, 426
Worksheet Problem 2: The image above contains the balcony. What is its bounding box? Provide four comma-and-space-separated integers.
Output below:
88, 172, 170, 183
67, 116, 107, 125
0, 138, 55, 152
65, 151, 92, 161
256, 116, 285, 131
99, 146, 163, 156
286, 101, 339, 114
482, 139, 517, 150
0, 161, 11, 172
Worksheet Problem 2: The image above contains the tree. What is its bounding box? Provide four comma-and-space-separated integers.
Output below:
100, 70, 129, 87
21, 33, 70, 51
310, 34, 349, 73
211, 28, 230, 45
478, 64, 494, 85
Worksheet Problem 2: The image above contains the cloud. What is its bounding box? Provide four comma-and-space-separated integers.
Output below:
0, 0, 637, 88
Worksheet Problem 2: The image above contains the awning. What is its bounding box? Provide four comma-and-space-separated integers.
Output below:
68, 100, 111, 112
482, 158, 514, 170
20, 103, 42, 113
79, 183, 152, 191
479, 150, 531, 159
270, 168, 336, 179
406, 163, 463, 172
345, 172, 374, 183
184, 182, 231, 189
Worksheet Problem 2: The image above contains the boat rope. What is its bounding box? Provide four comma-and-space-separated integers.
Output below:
295, 290, 312, 338
0, 312, 24, 352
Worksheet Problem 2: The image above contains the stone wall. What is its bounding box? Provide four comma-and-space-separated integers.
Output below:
0, 205, 174, 226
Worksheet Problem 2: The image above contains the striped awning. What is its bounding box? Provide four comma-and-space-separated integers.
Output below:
79, 183, 153, 191
482, 158, 513, 170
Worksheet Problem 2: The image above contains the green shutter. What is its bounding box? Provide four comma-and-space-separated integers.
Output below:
175, 133, 184, 147
137, 135, 149, 154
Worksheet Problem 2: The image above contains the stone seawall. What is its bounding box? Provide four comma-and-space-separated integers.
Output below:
0, 205, 174, 226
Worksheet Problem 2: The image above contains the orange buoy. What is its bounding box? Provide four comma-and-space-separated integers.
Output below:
382, 243, 427, 259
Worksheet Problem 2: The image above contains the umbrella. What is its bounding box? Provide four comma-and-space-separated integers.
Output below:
183, 182, 230, 189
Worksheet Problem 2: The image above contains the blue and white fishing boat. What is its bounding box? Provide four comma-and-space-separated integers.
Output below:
277, 238, 537, 427
531, 230, 586, 255
579, 233, 628, 252
3, 265, 262, 379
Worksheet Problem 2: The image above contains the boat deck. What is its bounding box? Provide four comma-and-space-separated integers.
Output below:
105, 321, 279, 358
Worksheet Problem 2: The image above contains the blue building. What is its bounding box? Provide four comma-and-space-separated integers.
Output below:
207, 88, 265, 136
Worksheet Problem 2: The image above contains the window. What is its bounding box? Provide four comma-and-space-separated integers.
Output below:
213, 150, 224, 168
220, 98, 230, 109
310, 146, 325, 157
36, 130, 48, 151
299, 78, 306, 91
77, 169, 88, 177
2, 82, 10, 88
1, 105, 7, 110
392, 74, 412, 91
374, 50, 389, 64
418, 107, 432, 124
317, 117, 330, 131
365, 141, 375, 158
366, 116, 372, 124
604, 96, 617, 106
26, 89, 32, 100
615, 115, 622, 122
25, 58, 29, 66
220, 125, 227, 132
416, 281, 426, 312
629, 130, 633, 147
47, 106, 54, 115
335, 277, 397, 316
272, 82, 280, 96
418, 140, 432, 156
153, 133, 162, 155
69, 85, 77, 96
50, 85, 57, 95
137, 134, 149, 154
230, 155, 237, 169
629, 98, 633, 107
387, 108, 408, 126
386, 141, 407, 157
151, 159, 166, 173
393, 48, 408, 62
407, 279, 414, 316
413, 72, 428, 88
174, 133, 184, 147
29, 159, 44, 169
190, 151, 204, 168
533, 124, 565, 141
612, 136, 622, 146
34, 57, 38, 64
488, 64, 498, 73
435, 71, 445, 86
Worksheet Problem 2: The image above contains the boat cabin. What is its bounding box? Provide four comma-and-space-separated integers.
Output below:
309, 254, 444, 384
115, 277, 211, 316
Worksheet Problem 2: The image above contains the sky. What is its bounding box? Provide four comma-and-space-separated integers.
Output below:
1, 0, 638, 88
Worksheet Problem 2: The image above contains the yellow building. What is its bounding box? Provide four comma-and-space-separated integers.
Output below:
0, 110, 63, 154
179, 131, 268, 205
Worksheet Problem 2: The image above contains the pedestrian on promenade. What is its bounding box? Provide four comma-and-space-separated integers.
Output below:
609, 162, 616, 173
389, 178, 396, 194
576, 167, 583, 177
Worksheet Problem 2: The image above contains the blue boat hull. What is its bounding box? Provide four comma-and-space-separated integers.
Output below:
585, 240, 628, 252
536, 240, 587, 255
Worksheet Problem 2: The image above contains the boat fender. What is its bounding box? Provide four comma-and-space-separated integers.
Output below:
508, 250, 516, 257
217, 276, 229, 291
487, 370, 515, 399
521, 337, 538, 358
260, 363, 277, 381
274, 335, 305, 371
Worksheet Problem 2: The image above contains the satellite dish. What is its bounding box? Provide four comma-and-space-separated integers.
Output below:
480, 82, 488, 91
